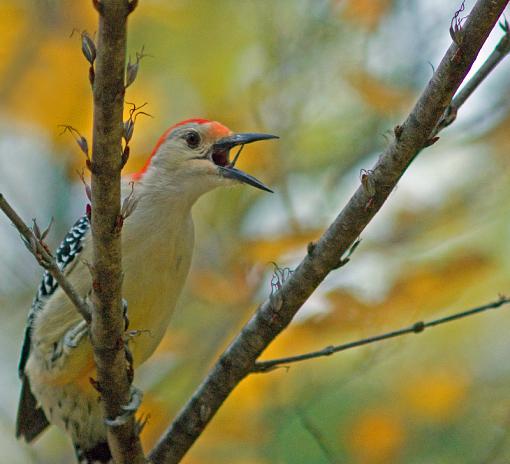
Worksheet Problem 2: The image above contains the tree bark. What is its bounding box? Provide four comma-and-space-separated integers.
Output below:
90, 1, 145, 462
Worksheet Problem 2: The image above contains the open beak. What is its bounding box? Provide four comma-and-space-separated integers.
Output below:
212, 133, 278, 193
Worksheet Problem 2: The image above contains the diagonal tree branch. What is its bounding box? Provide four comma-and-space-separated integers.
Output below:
0, 193, 91, 322
253, 296, 510, 372
88, 1, 145, 462
149, 1, 510, 462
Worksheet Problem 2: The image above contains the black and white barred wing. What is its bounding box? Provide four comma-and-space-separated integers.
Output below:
16, 216, 90, 442
18, 215, 90, 377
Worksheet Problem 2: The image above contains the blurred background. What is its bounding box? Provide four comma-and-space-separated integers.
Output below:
1, 0, 510, 463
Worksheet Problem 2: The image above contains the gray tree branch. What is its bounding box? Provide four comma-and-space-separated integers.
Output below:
149, 1, 510, 462
88, 0, 145, 462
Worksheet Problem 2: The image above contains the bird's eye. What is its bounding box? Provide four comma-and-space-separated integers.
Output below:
184, 131, 201, 148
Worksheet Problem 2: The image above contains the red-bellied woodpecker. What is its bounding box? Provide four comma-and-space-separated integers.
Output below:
15, 118, 277, 463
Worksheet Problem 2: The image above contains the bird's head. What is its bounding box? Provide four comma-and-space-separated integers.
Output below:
133, 119, 277, 195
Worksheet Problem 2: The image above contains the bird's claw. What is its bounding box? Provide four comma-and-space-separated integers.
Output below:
135, 412, 150, 435
64, 320, 89, 348
122, 385, 143, 412
104, 385, 143, 427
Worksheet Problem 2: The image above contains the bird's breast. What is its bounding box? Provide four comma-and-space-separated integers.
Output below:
121, 213, 194, 366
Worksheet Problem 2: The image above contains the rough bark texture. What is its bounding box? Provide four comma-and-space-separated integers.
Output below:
149, 1, 510, 462
90, 1, 145, 462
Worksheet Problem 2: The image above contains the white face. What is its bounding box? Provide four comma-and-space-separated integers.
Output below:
141, 121, 275, 197
151, 123, 234, 191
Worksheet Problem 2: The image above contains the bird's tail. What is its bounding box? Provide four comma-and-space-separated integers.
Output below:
15, 376, 49, 442
75, 441, 112, 464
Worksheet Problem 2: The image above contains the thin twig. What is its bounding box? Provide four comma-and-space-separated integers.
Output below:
253, 296, 510, 372
149, 2, 510, 463
295, 408, 339, 464
436, 20, 510, 132
0, 193, 91, 322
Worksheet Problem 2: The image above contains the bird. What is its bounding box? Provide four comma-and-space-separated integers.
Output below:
15, 118, 277, 463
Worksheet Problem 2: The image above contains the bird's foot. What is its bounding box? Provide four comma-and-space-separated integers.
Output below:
64, 320, 89, 349
135, 412, 151, 435
104, 385, 143, 427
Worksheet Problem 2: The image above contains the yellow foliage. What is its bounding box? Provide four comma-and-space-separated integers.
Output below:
244, 229, 321, 263
0, 4, 27, 78
198, 374, 274, 445
9, 36, 92, 143
189, 269, 253, 305
400, 369, 469, 421
347, 409, 405, 463
378, 254, 494, 317
260, 324, 331, 363
347, 71, 414, 115
148, 327, 188, 358
138, 394, 172, 449
323, 253, 494, 334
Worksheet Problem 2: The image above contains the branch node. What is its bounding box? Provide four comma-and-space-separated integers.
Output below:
123, 101, 152, 144
121, 145, 130, 168
393, 124, 404, 140
424, 136, 440, 147
449, 1, 467, 46
307, 241, 317, 256
113, 214, 124, 235
360, 169, 376, 198
90, 377, 102, 393
333, 238, 362, 270
324, 345, 335, 356
78, 169, 93, 202
499, 15, 510, 33
269, 291, 283, 313
89, 66, 95, 87
412, 321, 425, 333
199, 404, 212, 423
270, 262, 294, 294
92, 279, 101, 292
79, 30, 97, 66
58, 125, 90, 162
125, 46, 148, 88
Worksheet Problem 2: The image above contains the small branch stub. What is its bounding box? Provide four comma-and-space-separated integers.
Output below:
59, 125, 92, 171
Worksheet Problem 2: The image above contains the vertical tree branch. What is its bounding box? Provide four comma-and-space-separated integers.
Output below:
89, 1, 145, 462
149, 1, 510, 462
